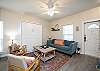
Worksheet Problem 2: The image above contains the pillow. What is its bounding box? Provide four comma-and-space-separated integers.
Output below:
22, 56, 35, 67
64, 40, 69, 46
26, 60, 33, 67
64, 40, 75, 46
54, 39, 64, 45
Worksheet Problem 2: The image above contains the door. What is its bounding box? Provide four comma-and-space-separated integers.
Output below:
84, 20, 100, 57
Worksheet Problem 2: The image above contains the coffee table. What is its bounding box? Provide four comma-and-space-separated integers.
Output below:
34, 47, 56, 62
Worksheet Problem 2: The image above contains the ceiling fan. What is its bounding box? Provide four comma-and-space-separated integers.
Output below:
39, 0, 73, 16
40, 0, 60, 16
47, 0, 60, 16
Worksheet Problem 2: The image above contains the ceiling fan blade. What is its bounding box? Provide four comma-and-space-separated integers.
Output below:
42, 12, 48, 14
39, 0, 48, 5
39, 12, 48, 15
40, 6, 48, 10
54, 11, 60, 13
40, 10, 59, 16
55, 5, 66, 8
52, 0, 59, 5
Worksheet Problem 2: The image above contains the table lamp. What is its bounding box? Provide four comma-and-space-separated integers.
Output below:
9, 32, 16, 45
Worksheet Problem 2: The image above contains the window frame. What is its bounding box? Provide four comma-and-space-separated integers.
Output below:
0, 21, 3, 52
63, 24, 73, 41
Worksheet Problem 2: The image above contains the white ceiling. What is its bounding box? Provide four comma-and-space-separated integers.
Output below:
0, 0, 100, 21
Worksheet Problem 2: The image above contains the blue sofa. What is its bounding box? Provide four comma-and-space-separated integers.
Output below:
47, 39, 78, 55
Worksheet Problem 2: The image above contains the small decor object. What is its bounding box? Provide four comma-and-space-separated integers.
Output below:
48, 36, 52, 39
76, 26, 79, 31
40, 45, 48, 49
51, 24, 60, 31
8, 32, 17, 45
43, 45, 47, 49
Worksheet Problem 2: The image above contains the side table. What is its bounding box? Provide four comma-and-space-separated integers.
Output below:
76, 48, 81, 54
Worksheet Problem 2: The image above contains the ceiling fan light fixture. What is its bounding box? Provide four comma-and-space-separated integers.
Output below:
48, 7, 55, 16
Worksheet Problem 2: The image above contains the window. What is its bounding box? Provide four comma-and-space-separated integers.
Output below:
63, 25, 73, 41
0, 21, 3, 52
88, 24, 99, 29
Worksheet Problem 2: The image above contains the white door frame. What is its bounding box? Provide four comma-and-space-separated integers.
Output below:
82, 19, 100, 55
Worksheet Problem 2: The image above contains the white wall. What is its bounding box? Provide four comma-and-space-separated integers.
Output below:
0, 8, 49, 53
49, 6, 100, 54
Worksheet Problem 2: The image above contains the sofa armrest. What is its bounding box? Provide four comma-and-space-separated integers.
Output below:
47, 40, 52, 46
8, 54, 28, 70
69, 42, 78, 50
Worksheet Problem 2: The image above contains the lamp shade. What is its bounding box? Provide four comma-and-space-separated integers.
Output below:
8, 32, 17, 40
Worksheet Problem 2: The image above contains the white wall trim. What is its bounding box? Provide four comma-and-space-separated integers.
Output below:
83, 18, 100, 23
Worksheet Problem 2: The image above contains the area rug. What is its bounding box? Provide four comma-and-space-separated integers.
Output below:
26, 51, 70, 71
40, 52, 70, 71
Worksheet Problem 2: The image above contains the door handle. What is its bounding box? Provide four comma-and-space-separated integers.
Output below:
84, 35, 86, 42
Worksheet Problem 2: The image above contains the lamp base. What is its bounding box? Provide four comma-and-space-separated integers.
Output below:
12, 40, 13, 44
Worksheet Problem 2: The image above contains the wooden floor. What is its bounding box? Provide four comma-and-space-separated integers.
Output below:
58, 54, 97, 71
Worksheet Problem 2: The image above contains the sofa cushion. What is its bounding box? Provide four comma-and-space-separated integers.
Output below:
64, 40, 74, 46
49, 44, 54, 47
54, 44, 71, 50
59, 46, 71, 50
54, 39, 64, 45
64, 40, 69, 46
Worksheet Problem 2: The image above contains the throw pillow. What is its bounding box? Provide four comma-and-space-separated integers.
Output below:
54, 39, 64, 45
26, 60, 33, 67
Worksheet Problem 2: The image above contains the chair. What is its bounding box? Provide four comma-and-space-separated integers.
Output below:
8, 43, 20, 55
9, 44, 27, 56
8, 54, 40, 71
